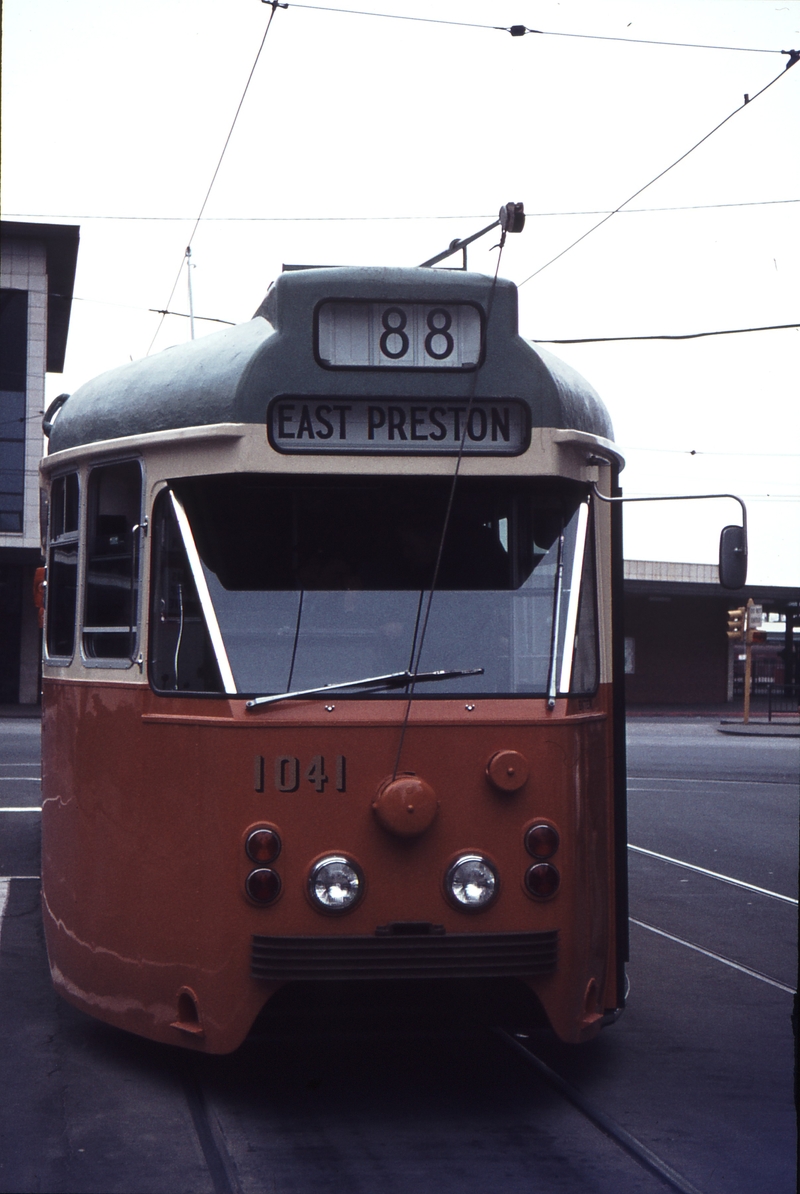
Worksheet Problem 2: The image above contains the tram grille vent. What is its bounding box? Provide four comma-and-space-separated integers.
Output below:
251, 931, 558, 982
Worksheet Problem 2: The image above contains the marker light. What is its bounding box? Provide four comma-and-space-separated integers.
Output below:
525, 863, 560, 899
309, 856, 363, 912
445, 855, 498, 911
524, 823, 559, 860
246, 827, 282, 864
245, 868, 281, 905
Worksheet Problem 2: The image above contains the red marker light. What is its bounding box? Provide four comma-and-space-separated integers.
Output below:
246, 828, 281, 864
245, 868, 281, 905
524, 823, 559, 859
525, 863, 560, 899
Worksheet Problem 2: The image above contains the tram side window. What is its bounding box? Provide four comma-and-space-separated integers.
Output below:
82, 461, 142, 661
148, 489, 224, 693
46, 473, 80, 658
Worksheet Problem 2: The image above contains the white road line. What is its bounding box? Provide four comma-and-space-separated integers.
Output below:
628, 844, 798, 905
628, 788, 689, 793
0, 807, 42, 813
0, 777, 41, 782
628, 775, 798, 787
0, 878, 37, 949
630, 919, 795, 994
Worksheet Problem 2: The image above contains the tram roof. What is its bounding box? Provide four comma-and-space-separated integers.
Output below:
48, 267, 614, 453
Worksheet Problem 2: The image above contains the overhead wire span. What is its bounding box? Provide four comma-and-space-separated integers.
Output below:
149, 308, 236, 326
518, 59, 799, 288
8, 198, 800, 222
68, 290, 800, 344
275, 3, 792, 56
532, 322, 800, 344
618, 446, 800, 459
146, 1, 283, 356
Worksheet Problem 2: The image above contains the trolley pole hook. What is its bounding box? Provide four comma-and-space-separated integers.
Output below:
419, 203, 525, 270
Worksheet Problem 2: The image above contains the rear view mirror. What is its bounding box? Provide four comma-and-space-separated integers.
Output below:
719, 525, 747, 590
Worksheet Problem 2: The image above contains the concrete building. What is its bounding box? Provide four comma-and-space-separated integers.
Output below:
623, 559, 799, 707
0, 221, 79, 705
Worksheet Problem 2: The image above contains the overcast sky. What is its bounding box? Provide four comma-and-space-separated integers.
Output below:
3, 0, 798, 584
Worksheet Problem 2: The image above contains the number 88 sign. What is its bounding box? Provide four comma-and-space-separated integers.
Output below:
317, 300, 483, 369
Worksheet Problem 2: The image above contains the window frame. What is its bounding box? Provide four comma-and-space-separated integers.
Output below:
43, 471, 81, 664
79, 457, 145, 670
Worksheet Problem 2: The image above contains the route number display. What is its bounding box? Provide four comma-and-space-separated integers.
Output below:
316, 301, 482, 369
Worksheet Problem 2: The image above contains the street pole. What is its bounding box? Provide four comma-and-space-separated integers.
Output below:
743, 597, 754, 725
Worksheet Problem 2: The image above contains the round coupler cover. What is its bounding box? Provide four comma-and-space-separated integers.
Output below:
372, 775, 439, 837
486, 750, 529, 792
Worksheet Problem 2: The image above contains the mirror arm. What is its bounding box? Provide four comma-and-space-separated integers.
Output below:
589, 484, 747, 541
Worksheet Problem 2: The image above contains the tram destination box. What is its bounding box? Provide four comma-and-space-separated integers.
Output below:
267, 397, 531, 455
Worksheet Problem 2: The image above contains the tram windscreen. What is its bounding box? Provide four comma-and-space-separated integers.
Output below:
151, 476, 597, 698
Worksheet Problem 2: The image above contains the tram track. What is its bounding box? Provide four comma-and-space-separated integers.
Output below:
494, 1027, 705, 1194
182, 1063, 242, 1194
176, 1008, 696, 1194
178, 1014, 710, 1194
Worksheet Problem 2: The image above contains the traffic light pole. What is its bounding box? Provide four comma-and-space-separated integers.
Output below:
745, 597, 759, 725
743, 597, 755, 725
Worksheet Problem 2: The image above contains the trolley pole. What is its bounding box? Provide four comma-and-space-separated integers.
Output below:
743, 597, 755, 724
186, 246, 195, 340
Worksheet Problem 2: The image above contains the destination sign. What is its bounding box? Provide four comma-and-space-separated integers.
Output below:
316, 301, 482, 369
267, 398, 530, 455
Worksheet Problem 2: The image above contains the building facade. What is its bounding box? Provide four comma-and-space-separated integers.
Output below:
623, 559, 799, 707
0, 221, 79, 705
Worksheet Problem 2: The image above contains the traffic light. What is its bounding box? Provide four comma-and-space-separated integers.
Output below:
727, 607, 746, 642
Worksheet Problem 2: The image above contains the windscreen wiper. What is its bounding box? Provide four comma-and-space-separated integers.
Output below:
245, 668, 484, 709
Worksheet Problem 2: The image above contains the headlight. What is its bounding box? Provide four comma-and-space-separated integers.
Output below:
445, 854, 498, 911
308, 856, 363, 912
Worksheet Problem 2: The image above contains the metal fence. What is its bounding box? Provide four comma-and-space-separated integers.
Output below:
767, 684, 800, 722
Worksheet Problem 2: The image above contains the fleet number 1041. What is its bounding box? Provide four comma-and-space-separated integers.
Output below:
254, 755, 346, 793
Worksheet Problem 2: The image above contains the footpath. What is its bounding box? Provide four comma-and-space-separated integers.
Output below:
627, 701, 799, 738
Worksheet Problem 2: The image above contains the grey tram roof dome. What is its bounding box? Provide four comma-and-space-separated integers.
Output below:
47, 267, 614, 454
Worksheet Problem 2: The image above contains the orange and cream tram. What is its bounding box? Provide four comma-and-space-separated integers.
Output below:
40, 265, 631, 1052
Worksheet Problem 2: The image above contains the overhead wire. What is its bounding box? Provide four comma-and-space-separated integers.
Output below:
145, 1, 283, 356
618, 446, 800, 459
60, 291, 800, 343
7, 198, 799, 222
517, 59, 799, 287
277, 3, 792, 56
532, 322, 800, 344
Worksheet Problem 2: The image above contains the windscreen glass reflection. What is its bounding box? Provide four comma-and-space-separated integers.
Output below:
174, 475, 590, 697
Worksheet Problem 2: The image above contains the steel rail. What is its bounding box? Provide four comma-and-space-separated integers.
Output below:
494, 1028, 707, 1194
182, 1066, 241, 1194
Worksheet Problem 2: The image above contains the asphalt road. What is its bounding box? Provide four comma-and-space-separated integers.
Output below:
1, 716, 796, 1194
